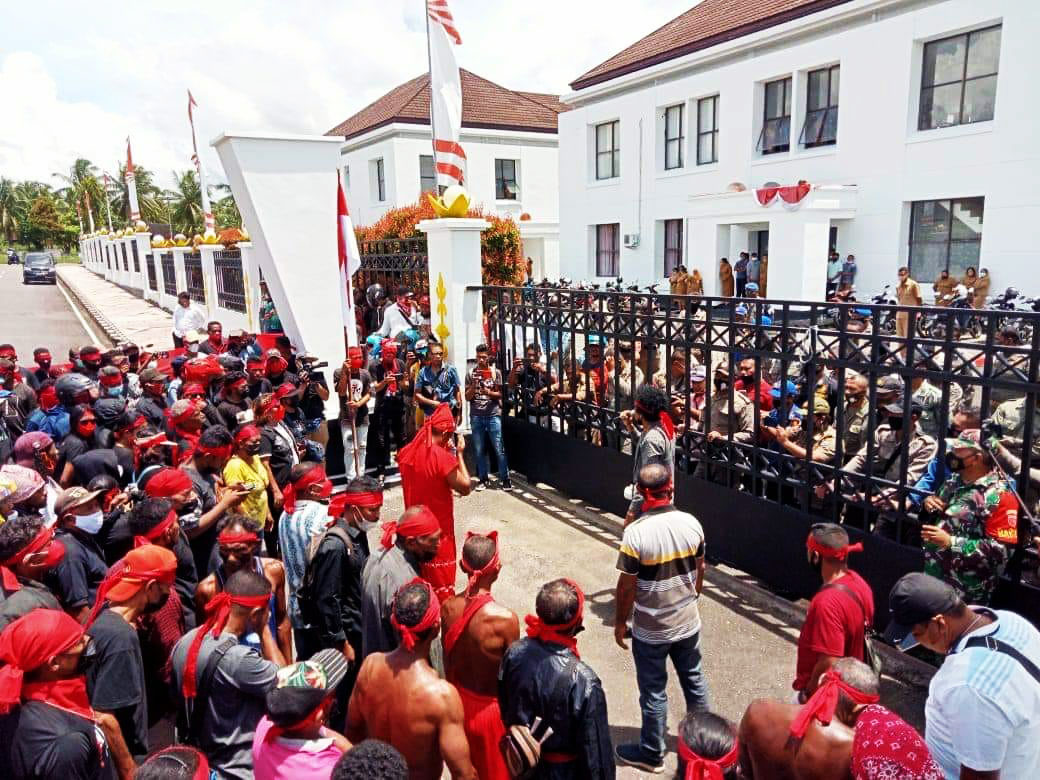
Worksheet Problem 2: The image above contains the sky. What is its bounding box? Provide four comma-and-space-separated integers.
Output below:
0, 0, 695, 190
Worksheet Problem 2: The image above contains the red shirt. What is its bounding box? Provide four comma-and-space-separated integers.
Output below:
794, 570, 874, 691
400, 442, 459, 535
736, 376, 774, 411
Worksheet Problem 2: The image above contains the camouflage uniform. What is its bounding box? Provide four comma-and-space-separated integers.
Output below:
923, 471, 1019, 604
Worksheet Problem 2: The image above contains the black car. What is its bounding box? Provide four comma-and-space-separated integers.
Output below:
22, 253, 56, 284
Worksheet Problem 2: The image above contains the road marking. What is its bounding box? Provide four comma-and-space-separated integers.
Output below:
57, 277, 104, 346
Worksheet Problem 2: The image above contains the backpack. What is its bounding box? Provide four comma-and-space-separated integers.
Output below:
298, 523, 353, 625
500, 655, 578, 779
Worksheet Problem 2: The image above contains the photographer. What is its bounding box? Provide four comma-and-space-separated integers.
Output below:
507, 342, 555, 428
466, 344, 510, 491
368, 339, 407, 480
296, 353, 331, 449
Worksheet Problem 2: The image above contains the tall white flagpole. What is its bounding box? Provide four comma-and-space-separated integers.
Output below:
188, 90, 216, 234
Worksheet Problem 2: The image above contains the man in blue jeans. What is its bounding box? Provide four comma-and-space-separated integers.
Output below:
465, 344, 511, 491
614, 463, 708, 773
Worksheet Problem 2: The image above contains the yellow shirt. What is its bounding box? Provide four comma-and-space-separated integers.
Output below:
223, 455, 269, 525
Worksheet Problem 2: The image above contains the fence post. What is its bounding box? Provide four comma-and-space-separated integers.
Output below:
198, 245, 218, 323
416, 217, 489, 430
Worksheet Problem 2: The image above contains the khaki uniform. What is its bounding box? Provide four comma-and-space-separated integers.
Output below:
687, 272, 704, 297
895, 277, 922, 338
707, 390, 755, 444
912, 379, 963, 440
845, 424, 937, 489
842, 402, 870, 462
971, 274, 990, 308
719, 263, 735, 297
991, 397, 1040, 461
933, 275, 957, 305
669, 270, 684, 295
758, 257, 769, 297
790, 424, 838, 480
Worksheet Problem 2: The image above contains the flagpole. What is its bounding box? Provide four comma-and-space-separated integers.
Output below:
188, 90, 216, 235
424, 0, 440, 193
102, 173, 114, 232
125, 138, 142, 225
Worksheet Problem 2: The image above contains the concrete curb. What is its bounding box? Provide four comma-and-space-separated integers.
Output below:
57, 269, 125, 346
510, 473, 937, 690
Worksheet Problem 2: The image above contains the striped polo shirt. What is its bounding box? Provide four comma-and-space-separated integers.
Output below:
617, 507, 705, 644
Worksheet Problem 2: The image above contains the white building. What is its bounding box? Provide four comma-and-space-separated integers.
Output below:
558, 0, 1037, 301
326, 70, 565, 279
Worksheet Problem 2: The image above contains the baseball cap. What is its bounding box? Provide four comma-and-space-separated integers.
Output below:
228, 328, 248, 339
771, 380, 797, 399
945, 428, 984, 454
54, 486, 104, 517
877, 374, 905, 393
745, 282, 759, 292
0, 464, 45, 503
265, 649, 350, 726
812, 397, 831, 415
139, 368, 166, 384
883, 572, 962, 649
13, 432, 53, 467
881, 400, 923, 417
690, 365, 706, 382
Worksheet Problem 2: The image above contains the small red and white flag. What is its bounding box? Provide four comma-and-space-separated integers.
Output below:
426, 0, 465, 187
337, 179, 362, 346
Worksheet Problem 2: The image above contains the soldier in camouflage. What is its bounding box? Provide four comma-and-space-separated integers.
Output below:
920, 429, 1019, 605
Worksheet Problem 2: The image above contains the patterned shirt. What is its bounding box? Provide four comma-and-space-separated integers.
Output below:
278, 500, 334, 629
924, 471, 1018, 604
852, 704, 942, 780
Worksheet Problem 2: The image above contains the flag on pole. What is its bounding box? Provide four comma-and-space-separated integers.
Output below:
187, 89, 215, 232
125, 137, 141, 222
426, 0, 465, 188
337, 179, 362, 346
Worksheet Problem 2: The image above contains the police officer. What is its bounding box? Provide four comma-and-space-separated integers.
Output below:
920, 429, 1019, 605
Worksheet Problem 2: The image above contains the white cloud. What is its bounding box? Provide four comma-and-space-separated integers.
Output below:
0, 0, 694, 188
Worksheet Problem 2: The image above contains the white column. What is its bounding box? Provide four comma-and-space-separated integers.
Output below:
198, 245, 218, 321
762, 213, 832, 301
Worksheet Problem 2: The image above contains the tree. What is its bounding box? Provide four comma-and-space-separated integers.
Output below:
54, 158, 104, 230
0, 178, 18, 243
166, 169, 204, 235
24, 195, 64, 249
111, 163, 168, 225
213, 185, 241, 230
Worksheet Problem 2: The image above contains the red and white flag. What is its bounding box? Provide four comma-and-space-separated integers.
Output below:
125, 137, 141, 222
337, 179, 362, 346
187, 89, 215, 232
426, 0, 465, 187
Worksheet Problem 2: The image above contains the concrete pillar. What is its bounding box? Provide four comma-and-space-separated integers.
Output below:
728, 224, 750, 268
763, 213, 831, 301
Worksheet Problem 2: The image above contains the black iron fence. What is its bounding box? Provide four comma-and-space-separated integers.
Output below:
184, 252, 205, 304
160, 252, 177, 296
145, 254, 158, 291
131, 241, 140, 273
355, 237, 428, 297
482, 286, 1040, 622
214, 249, 246, 312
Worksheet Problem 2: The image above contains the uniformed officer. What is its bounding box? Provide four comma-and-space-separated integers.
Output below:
841, 373, 870, 461
933, 270, 957, 305
697, 365, 754, 487
920, 429, 1019, 605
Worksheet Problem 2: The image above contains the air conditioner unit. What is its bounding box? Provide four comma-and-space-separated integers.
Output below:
623, 233, 640, 248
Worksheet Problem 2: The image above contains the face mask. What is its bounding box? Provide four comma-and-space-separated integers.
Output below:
73, 510, 105, 535
245, 442, 261, 456
845, 392, 863, 402
77, 422, 96, 437
75, 638, 98, 675
105, 386, 125, 398
714, 379, 729, 392
179, 497, 200, 514
187, 343, 199, 354
269, 406, 285, 422
945, 452, 966, 472
887, 415, 905, 431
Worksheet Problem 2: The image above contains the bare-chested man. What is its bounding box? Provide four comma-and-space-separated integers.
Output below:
738, 657, 880, 780
195, 513, 291, 663
347, 578, 477, 780
441, 532, 520, 780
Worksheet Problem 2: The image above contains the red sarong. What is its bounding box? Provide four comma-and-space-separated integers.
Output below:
457, 685, 509, 780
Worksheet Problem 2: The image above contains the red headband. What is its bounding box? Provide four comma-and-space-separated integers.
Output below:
197, 443, 232, 460
380, 505, 440, 549
789, 668, 880, 739
235, 424, 260, 444
282, 466, 331, 514
635, 400, 675, 440
38, 386, 59, 410
0, 610, 86, 717
328, 490, 383, 517
218, 530, 260, 546
84, 550, 178, 628
524, 578, 585, 658
459, 531, 500, 594
134, 431, 169, 451
806, 534, 864, 562
99, 372, 123, 388
639, 480, 674, 512
134, 509, 177, 548
0, 526, 63, 592
182, 590, 271, 698
390, 578, 441, 651
35, 351, 52, 362
147, 747, 210, 780
144, 468, 193, 498
678, 738, 740, 780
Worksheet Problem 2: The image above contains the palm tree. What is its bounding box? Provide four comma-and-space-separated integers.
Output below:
0, 178, 17, 242
166, 169, 204, 235
110, 163, 167, 224
54, 158, 104, 231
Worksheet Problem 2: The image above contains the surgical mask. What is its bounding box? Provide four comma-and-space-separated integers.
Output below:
73, 510, 105, 535
105, 386, 125, 398
359, 517, 379, 532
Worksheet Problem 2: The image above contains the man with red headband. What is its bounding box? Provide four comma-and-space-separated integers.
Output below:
0, 608, 134, 780
348, 579, 477, 780
367, 338, 407, 480
795, 523, 874, 703
0, 513, 64, 629
32, 346, 53, 385
441, 532, 519, 780
334, 346, 372, 481
398, 402, 472, 601
499, 578, 614, 779
183, 425, 249, 575
614, 463, 708, 773
217, 370, 252, 429
84, 544, 177, 759
620, 385, 676, 526
172, 568, 281, 780
675, 711, 741, 780
360, 505, 442, 657
137, 368, 170, 429
247, 357, 274, 400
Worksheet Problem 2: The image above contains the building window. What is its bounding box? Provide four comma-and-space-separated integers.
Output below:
664, 105, 684, 170
595, 120, 620, 180
919, 25, 1001, 130
758, 77, 791, 154
908, 198, 984, 281
663, 219, 683, 275
343, 165, 350, 191
375, 158, 386, 201
495, 159, 519, 200
697, 95, 718, 165
801, 65, 839, 147
419, 155, 436, 194
595, 223, 620, 277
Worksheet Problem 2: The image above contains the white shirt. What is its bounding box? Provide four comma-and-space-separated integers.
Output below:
172, 303, 207, 337
376, 303, 419, 339
925, 608, 1040, 779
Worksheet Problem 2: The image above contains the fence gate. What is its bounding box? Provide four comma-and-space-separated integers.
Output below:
184, 252, 205, 304
214, 249, 246, 312
145, 253, 158, 291
161, 252, 177, 296
354, 238, 429, 299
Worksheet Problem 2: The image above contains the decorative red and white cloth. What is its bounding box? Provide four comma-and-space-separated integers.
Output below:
426, 0, 466, 187
852, 704, 942, 780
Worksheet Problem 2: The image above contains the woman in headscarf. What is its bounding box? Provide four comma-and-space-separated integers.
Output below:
719, 258, 735, 297
688, 267, 705, 297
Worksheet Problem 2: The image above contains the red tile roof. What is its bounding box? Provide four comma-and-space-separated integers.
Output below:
570, 0, 854, 90
327, 70, 566, 140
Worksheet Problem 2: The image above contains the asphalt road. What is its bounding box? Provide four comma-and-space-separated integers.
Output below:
0, 262, 98, 361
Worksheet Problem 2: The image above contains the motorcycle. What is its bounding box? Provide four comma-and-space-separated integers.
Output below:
870, 285, 899, 335
5, 249, 18, 265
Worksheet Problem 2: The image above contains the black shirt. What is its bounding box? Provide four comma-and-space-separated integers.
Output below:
135, 396, 167, 430
7, 700, 117, 780
370, 360, 406, 409
218, 398, 250, 429
247, 378, 273, 401
260, 424, 298, 488
333, 368, 372, 424
298, 370, 329, 420
268, 372, 299, 392
86, 609, 148, 759
57, 434, 92, 480
512, 366, 554, 417
46, 529, 108, 611
0, 577, 62, 631
184, 467, 220, 576
303, 521, 370, 648
72, 448, 134, 488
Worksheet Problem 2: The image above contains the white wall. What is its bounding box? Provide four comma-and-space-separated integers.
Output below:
558, 0, 1040, 300
339, 125, 559, 227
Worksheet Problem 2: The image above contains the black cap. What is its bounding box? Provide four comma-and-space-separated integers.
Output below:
881, 400, 923, 417
884, 573, 961, 649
